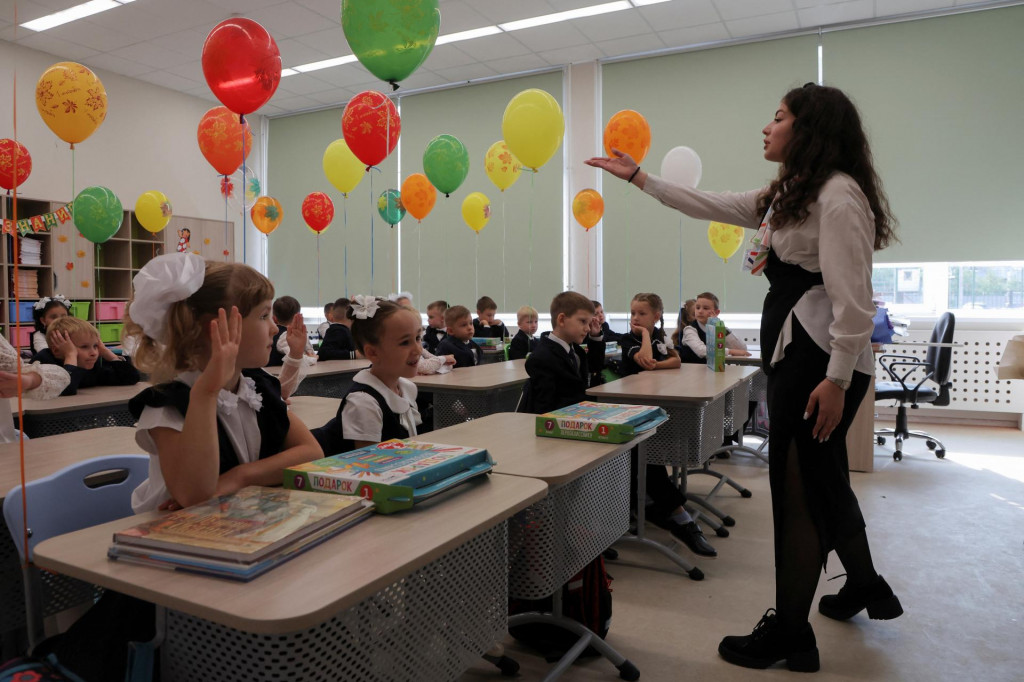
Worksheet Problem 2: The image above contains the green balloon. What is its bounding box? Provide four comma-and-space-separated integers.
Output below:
72, 186, 123, 244
377, 189, 405, 226
342, 0, 440, 87
423, 134, 469, 197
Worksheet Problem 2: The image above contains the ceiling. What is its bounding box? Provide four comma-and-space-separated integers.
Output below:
0, 0, 1013, 117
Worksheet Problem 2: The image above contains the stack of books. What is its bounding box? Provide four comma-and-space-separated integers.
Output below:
536, 401, 668, 444
13, 269, 38, 298
472, 337, 504, 349
108, 487, 374, 581
17, 237, 42, 265
284, 440, 494, 514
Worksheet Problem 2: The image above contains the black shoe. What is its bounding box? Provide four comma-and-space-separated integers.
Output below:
719, 609, 820, 672
670, 521, 717, 558
818, 574, 903, 621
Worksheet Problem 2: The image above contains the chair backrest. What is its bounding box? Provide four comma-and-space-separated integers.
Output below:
925, 312, 956, 386
3, 455, 150, 562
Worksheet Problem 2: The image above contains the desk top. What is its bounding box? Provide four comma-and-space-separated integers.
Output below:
411, 359, 528, 391
7, 382, 148, 415
0, 427, 141, 494
287, 395, 337, 428
725, 351, 763, 367
586, 365, 759, 403
421, 412, 647, 486
264, 359, 370, 378
34, 474, 546, 634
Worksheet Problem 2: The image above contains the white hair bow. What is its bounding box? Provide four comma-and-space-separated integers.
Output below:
350, 295, 380, 320
131, 253, 206, 343
34, 294, 71, 311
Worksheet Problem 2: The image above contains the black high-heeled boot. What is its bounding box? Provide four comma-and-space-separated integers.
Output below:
718, 609, 820, 672
818, 574, 903, 621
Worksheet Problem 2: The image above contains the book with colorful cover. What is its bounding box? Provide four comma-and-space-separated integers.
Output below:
110, 486, 374, 565
536, 401, 668, 444
706, 317, 727, 372
472, 336, 505, 349
283, 440, 494, 514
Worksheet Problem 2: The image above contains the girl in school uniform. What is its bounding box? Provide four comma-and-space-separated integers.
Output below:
588, 83, 900, 672
29, 294, 71, 353
0, 334, 70, 441
616, 292, 718, 559
35, 254, 322, 680
311, 296, 423, 455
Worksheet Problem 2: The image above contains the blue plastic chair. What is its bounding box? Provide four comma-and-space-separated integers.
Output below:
3, 455, 150, 650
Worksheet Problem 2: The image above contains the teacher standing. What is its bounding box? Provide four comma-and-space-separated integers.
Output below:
587, 83, 902, 672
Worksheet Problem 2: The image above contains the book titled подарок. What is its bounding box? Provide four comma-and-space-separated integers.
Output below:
283, 440, 495, 514
536, 401, 668, 444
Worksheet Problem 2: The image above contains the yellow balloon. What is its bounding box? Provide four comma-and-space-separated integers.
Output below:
35, 62, 107, 147
322, 139, 364, 196
134, 191, 172, 234
708, 221, 745, 262
484, 140, 522, 192
461, 191, 491, 233
501, 89, 564, 171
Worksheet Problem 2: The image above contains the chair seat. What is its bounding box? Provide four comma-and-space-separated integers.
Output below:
875, 381, 938, 403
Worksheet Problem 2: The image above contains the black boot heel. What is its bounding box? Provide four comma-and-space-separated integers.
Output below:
866, 594, 904, 620
786, 648, 821, 673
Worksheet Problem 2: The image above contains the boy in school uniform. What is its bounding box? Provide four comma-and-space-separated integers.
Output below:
677, 291, 750, 363
423, 299, 448, 355
508, 305, 539, 360
520, 292, 605, 415
268, 295, 315, 367
436, 305, 482, 368
316, 302, 334, 340
318, 297, 362, 360
592, 300, 620, 343
472, 296, 509, 339
33, 316, 140, 396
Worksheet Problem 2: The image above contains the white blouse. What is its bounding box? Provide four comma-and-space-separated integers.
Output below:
644, 172, 876, 380
341, 369, 421, 443
0, 337, 71, 442
131, 371, 265, 513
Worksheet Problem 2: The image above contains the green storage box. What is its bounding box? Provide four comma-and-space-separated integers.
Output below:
69, 301, 90, 320
98, 322, 124, 344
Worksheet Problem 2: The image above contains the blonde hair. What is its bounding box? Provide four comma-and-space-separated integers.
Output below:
46, 316, 100, 348
517, 305, 538, 324
124, 261, 274, 384
631, 292, 666, 342
444, 305, 471, 329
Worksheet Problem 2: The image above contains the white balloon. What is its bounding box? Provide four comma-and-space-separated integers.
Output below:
660, 146, 702, 189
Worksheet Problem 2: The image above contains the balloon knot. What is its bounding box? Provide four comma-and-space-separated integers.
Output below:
445, 193, 450, 198
239, 114, 245, 124
69, 143, 75, 151
390, 81, 399, 92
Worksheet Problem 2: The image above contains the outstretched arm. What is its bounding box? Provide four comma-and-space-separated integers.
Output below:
585, 149, 648, 189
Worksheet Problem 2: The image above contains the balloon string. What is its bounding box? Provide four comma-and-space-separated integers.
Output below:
624, 183, 632, 309
501, 196, 507, 312
474, 232, 479, 304
369, 168, 375, 294
316, 234, 321, 308
417, 221, 422, 301
528, 171, 535, 306
224, 184, 229, 261
240, 115, 247, 264
679, 217, 684, 307
343, 196, 349, 297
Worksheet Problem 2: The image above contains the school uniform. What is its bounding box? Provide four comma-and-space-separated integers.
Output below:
520, 334, 591, 415
0, 337, 69, 442
599, 321, 621, 344
423, 325, 447, 354
678, 320, 747, 363
436, 336, 482, 368
30, 329, 49, 353
317, 322, 359, 360
507, 329, 536, 360
316, 320, 331, 339
311, 369, 421, 456
32, 348, 141, 396
616, 330, 672, 377
473, 318, 508, 339
268, 324, 315, 367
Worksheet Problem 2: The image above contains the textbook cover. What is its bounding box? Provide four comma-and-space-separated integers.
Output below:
472, 336, 504, 349
283, 440, 494, 514
706, 317, 727, 372
111, 486, 373, 564
536, 401, 668, 444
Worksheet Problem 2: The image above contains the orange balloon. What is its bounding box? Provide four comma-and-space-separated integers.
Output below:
572, 189, 604, 230
603, 109, 651, 164
250, 196, 283, 235
400, 173, 437, 222
197, 106, 254, 176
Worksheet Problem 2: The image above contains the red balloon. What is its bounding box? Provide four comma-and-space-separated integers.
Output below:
302, 192, 335, 234
0, 139, 32, 191
197, 107, 254, 176
341, 91, 400, 168
202, 18, 281, 115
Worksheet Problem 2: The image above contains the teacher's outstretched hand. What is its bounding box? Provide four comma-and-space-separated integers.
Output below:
585, 148, 648, 189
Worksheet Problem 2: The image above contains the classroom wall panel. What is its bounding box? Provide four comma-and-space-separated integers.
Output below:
397, 71, 564, 313
601, 36, 819, 315
822, 5, 1024, 263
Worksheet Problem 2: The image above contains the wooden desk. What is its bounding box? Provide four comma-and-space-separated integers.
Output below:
34, 474, 547, 681
264, 359, 369, 399
412, 359, 528, 429
9, 382, 148, 437
285, 396, 337, 430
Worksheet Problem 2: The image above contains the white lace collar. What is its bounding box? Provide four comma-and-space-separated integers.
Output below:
175, 371, 264, 415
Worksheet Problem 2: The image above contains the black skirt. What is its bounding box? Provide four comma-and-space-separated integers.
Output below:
766, 317, 871, 564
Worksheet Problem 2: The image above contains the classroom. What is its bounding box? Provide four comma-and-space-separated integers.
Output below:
1, 1, 1022, 680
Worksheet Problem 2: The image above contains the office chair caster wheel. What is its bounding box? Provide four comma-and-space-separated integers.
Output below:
740, 489, 753, 498
715, 527, 730, 538
893, 450, 903, 461
876, 436, 886, 446
617, 660, 640, 681
722, 516, 736, 527
935, 449, 946, 459
688, 567, 705, 581
926, 440, 937, 450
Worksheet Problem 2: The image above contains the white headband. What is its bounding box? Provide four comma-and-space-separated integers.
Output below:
131, 253, 206, 343
34, 294, 71, 311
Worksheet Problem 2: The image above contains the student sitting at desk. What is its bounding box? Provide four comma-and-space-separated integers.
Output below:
30, 294, 71, 353
618, 292, 717, 559
318, 297, 361, 360
0, 335, 70, 441
312, 297, 423, 455
267, 295, 316, 367
472, 295, 509, 339
508, 305, 539, 360
423, 299, 449, 354
675, 291, 750, 363
592, 299, 620, 343
33, 316, 140, 396
436, 305, 482, 368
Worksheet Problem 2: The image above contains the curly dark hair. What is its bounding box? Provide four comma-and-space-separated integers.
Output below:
756, 83, 897, 251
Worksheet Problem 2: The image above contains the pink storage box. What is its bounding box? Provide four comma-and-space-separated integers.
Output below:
96, 301, 126, 321
9, 326, 32, 348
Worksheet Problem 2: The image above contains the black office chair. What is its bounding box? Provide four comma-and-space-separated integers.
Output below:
874, 312, 955, 461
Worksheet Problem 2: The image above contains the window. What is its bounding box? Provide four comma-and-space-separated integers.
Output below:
872, 262, 1024, 317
